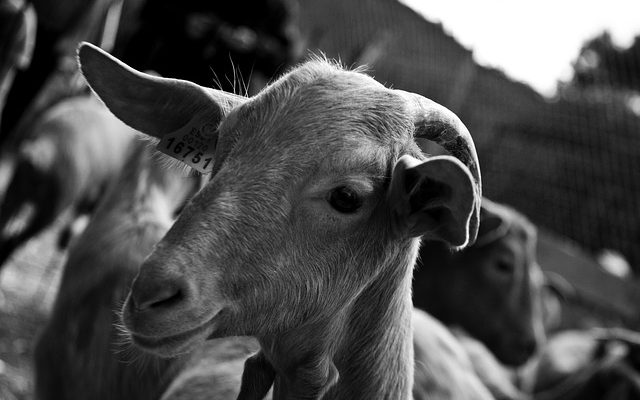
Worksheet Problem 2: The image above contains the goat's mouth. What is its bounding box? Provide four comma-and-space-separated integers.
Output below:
129, 311, 222, 358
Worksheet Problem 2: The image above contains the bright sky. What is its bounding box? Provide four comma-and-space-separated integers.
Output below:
400, 0, 640, 96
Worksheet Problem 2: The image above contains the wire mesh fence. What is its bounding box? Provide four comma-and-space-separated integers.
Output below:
299, 0, 640, 273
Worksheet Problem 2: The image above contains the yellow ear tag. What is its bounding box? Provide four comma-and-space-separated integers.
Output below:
157, 119, 218, 174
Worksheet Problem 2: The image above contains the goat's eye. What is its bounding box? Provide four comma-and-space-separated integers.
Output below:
328, 186, 362, 213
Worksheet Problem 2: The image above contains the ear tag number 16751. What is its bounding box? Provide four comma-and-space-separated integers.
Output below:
157, 124, 217, 174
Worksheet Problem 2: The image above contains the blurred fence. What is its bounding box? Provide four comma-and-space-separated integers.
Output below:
297, 0, 640, 273
483, 99, 640, 272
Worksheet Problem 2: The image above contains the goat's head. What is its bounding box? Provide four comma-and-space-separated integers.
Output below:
415, 199, 545, 366
79, 43, 481, 357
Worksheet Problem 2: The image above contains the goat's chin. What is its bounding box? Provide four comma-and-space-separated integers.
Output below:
130, 316, 220, 358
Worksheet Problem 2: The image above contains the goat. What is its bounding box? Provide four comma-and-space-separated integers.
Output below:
33, 142, 199, 399
159, 337, 268, 400
162, 310, 501, 400
451, 328, 529, 400
0, 0, 123, 141
0, 0, 35, 133
413, 199, 546, 366
151, 310, 500, 400
412, 308, 495, 400
519, 328, 640, 400
35, 139, 267, 400
157, 308, 502, 400
79, 42, 482, 399
0, 92, 135, 270
32, 141, 263, 400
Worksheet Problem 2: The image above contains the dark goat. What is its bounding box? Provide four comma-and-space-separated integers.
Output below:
0, 93, 134, 269
413, 199, 546, 366
34, 141, 268, 400
34, 142, 202, 400
523, 328, 640, 400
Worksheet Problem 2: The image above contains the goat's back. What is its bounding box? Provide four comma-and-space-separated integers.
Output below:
19, 94, 135, 204
412, 309, 494, 400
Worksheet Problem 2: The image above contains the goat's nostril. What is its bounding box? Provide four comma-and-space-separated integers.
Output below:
132, 284, 184, 311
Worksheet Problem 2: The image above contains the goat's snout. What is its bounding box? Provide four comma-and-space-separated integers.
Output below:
123, 264, 197, 337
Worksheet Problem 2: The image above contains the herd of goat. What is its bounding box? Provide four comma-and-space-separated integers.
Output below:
2, 3, 640, 400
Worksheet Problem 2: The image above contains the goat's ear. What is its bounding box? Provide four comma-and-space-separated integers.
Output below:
542, 271, 575, 302
77, 42, 242, 139
389, 155, 476, 248
474, 199, 510, 247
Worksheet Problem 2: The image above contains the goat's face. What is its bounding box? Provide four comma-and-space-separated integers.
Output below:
416, 200, 545, 366
79, 44, 482, 357
468, 205, 545, 366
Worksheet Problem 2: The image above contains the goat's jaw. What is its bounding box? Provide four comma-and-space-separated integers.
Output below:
123, 304, 224, 358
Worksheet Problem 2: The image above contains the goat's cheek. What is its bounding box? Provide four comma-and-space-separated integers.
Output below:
295, 199, 363, 234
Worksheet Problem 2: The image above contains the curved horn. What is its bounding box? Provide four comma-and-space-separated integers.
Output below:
400, 91, 482, 244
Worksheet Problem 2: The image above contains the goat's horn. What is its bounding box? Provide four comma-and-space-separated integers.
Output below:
400, 91, 482, 244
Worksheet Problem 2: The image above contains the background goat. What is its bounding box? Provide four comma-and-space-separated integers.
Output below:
34, 139, 266, 400
521, 328, 640, 400
33, 142, 200, 399
413, 198, 546, 366
0, 92, 134, 270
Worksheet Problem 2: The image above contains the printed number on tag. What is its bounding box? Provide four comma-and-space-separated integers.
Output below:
163, 136, 213, 170
157, 124, 217, 173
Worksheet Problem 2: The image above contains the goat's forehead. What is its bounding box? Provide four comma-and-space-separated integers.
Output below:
222, 63, 411, 146
209, 62, 414, 184
223, 133, 389, 184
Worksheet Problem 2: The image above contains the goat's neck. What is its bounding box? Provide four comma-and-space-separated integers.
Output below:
260, 243, 417, 400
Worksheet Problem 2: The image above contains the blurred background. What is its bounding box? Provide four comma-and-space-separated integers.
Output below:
0, 0, 639, 398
